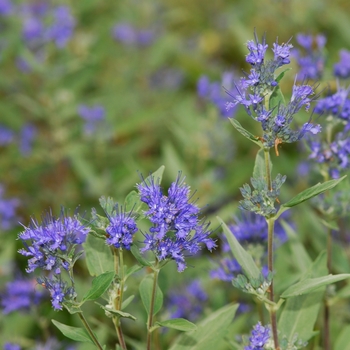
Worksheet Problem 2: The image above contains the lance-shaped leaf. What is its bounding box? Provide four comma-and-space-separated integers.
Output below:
143, 165, 165, 186
281, 274, 350, 298
153, 319, 197, 332
217, 216, 260, 280
96, 303, 137, 320
282, 176, 346, 209
83, 234, 114, 276
82, 271, 115, 303
229, 118, 262, 147
130, 245, 152, 267
124, 190, 143, 213
269, 83, 285, 110
253, 148, 272, 180
52, 320, 95, 344
139, 275, 163, 316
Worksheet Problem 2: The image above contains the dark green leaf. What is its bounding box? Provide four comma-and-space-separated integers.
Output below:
130, 245, 152, 266
281, 176, 346, 209
52, 319, 94, 344
217, 217, 260, 280
275, 68, 291, 83
281, 274, 350, 298
228, 118, 262, 147
83, 234, 114, 276
155, 319, 197, 332
82, 271, 115, 302
139, 274, 163, 316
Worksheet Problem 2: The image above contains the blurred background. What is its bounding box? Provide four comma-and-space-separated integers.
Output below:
1, 0, 350, 348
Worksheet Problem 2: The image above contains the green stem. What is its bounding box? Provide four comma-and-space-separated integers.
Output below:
147, 268, 160, 350
78, 312, 104, 350
264, 147, 279, 350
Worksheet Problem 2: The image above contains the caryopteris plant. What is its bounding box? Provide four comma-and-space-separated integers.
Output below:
10, 32, 350, 350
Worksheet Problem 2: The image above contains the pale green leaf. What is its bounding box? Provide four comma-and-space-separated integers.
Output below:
155, 318, 197, 332
83, 234, 114, 277
253, 148, 272, 180
139, 275, 163, 316
335, 325, 350, 350
269, 84, 285, 110
217, 216, 260, 280
82, 271, 115, 302
228, 118, 262, 147
52, 319, 94, 344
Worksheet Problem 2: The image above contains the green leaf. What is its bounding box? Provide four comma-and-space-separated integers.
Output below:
121, 295, 135, 309
124, 190, 143, 213
99, 196, 116, 216
335, 325, 350, 350
320, 218, 339, 231
217, 216, 260, 280
139, 275, 163, 316
275, 68, 291, 83
125, 264, 143, 280
82, 271, 115, 303
83, 234, 114, 276
143, 165, 165, 186
228, 118, 262, 147
334, 283, 350, 299
169, 303, 239, 350
278, 251, 328, 343
154, 319, 197, 332
253, 148, 271, 180
96, 303, 137, 320
130, 245, 152, 266
63, 302, 82, 314
281, 176, 346, 209
269, 84, 285, 111
281, 221, 312, 272
52, 319, 94, 344
281, 274, 350, 298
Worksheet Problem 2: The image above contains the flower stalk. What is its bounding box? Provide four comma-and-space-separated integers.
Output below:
147, 268, 160, 350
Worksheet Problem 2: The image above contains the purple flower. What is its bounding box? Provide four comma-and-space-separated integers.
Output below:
293, 33, 326, 80
0, 0, 13, 16
246, 36, 268, 66
20, 123, 36, 156
105, 205, 138, 250
112, 23, 155, 47
334, 49, 350, 79
45, 6, 75, 48
272, 40, 293, 67
77, 104, 105, 135
0, 125, 14, 146
18, 210, 89, 274
137, 173, 216, 272
4, 344, 21, 350
22, 16, 44, 42
166, 280, 207, 321
245, 322, 271, 350
1, 277, 46, 314
0, 184, 19, 230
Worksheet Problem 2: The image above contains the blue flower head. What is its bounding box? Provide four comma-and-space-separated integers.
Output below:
334, 49, 350, 79
105, 205, 138, 250
226, 32, 321, 153
137, 173, 216, 272
245, 322, 271, 350
18, 209, 89, 274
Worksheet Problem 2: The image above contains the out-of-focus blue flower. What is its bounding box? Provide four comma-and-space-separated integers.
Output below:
77, 104, 105, 135
18, 209, 89, 274
245, 322, 271, 350
197, 72, 238, 117
20, 123, 36, 156
0, 125, 14, 146
166, 280, 207, 321
22, 16, 44, 42
1, 277, 46, 314
293, 33, 326, 80
149, 67, 184, 90
0, 184, 19, 231
226, 33, 320, 151
334, 49, 350, 79
45, 6, 75, 48
112, 22, 155, 47
0, 0, 13, 16
4, 343, 21, 350
137, 173, 216, 272
105, 205, 138, 250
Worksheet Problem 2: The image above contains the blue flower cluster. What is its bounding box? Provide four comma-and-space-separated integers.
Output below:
113, 22, 155, 47
1, 277, 46, 314
309, 87, 350, 178
105, 205, 138, 250
197, 72, 238, 117
0, 184, 19, 231
334, 49, 350, 79
137, 174, 216, 272
166, 280, 208, 321
77, 105, 106, 135
293, 33, 326, 81
226, 33, 321, 150
245, 322, 271, 350
18, 210, 89, 310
